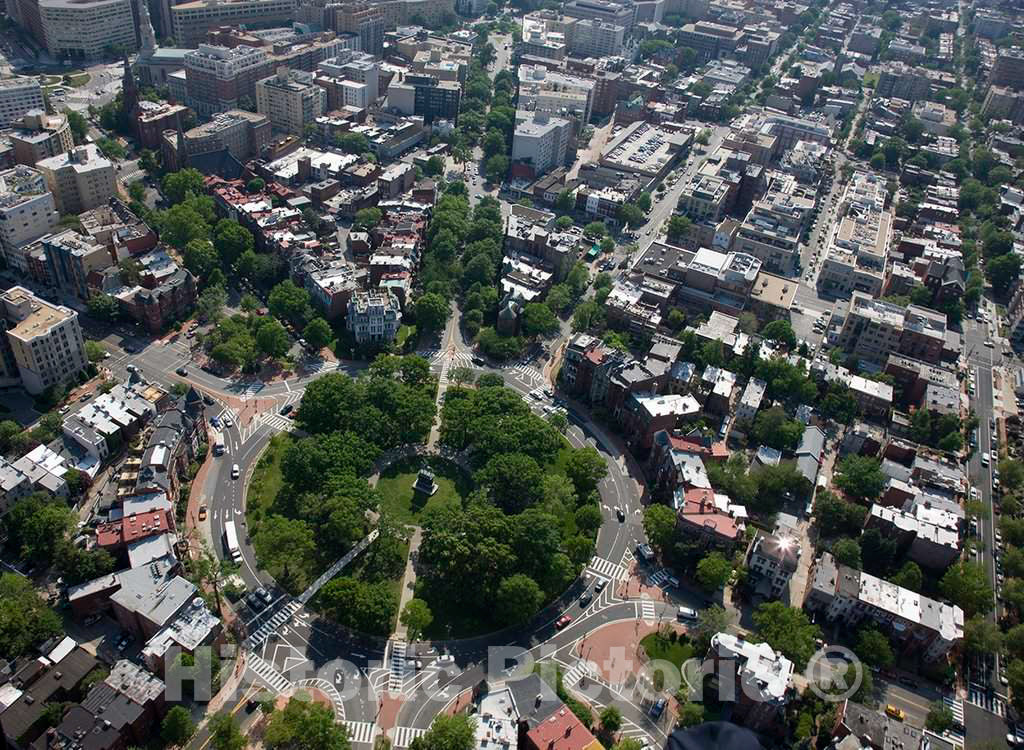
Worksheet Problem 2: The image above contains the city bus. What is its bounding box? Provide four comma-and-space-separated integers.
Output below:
223, 520, 242, 563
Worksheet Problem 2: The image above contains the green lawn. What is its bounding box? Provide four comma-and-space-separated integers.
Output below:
375, 456, 471, 524
641, 632, 694, 671
246, 432, 291, 534
64, 72, 90, 87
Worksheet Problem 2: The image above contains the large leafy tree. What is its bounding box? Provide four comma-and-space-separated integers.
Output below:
834, 456, 886, 500
939, 562, 993, 617
0, 574, 62, 658
496, 573, 544, 625
409, 715, 476, 750
161, 168, 204, 204
751, 601, 821, 669
643, 504, 676, 551
253, 515, 317, 592
265, 697, 351, 750
415, 293, 450, 332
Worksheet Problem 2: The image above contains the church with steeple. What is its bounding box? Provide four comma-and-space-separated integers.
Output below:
132, 0, 191, 88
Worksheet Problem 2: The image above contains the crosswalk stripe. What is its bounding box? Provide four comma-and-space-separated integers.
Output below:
389, 640, 407, 692
249, 654, 291, 693
638, 599, 656, 622
393, 727, 427, 748
344, 721, 376, 744
587, 556, 627, 581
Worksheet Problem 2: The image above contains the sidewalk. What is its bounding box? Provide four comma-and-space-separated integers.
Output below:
392, 527, 423, 639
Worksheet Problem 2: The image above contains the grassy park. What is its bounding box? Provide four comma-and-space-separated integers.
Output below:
374, 456, 471, 524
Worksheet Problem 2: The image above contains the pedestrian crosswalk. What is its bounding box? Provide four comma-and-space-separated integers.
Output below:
647, 569, 669, 587
249, 654, 292, 694
303, 359, 337, 376
638, 599, 657, 622
563, 661, 596, 690
344, 721, 376, 745
941, 695, 964, 744
239, 381, 264, 399
259, 412, 296, 434
392, 727, 427, 748
246, 600, 300, 650
389, 640, 407, 692
967, 684, 1006, 716
587, 556, 627, 581
511, 363, 544, 384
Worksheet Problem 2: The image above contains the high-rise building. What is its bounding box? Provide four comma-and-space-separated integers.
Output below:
0, 78, 45, 127
518, 65, 594, 124
256, 68, 327, 135
160, 109, 272, 170
38, 0, 137, 60
36, 144, 117, 215
387, 73, 460, 123
992, 47, 1024, 90
10, 110, 74, 166
316, 51, 380, 103
0, 286, 88, 395
569, 18, 624, 57
171, 0, 298, 47
0, 166, 59, 273
184, 44, 271, 116
329, 2, 384, 56
512, 111, 572, 177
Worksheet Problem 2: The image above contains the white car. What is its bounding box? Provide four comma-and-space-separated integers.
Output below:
222, 416, 233, 428
231, 464, 240, 479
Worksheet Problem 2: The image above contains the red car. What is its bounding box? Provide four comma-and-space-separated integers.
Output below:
555, 615, 573, 629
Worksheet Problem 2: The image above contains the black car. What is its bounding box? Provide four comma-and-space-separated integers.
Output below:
579, 591, 593, 607
175, 367, 188, 376
280, 404, 294, 416
203, 394, 215, 406
616, 506, 626, 522
471, 356, 486, 366
245, 700, 260, 713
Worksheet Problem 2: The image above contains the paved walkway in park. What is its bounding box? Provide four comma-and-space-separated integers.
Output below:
392, 527, 423, 639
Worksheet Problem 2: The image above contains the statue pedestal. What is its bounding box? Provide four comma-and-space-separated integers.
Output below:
412, 468, 438, 497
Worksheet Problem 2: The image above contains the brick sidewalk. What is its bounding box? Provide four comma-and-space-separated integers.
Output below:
572, 620, 682, 686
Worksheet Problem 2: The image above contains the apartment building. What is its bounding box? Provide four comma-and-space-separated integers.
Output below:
570, 18, 625, 57
518, 64, 594, 125
562, 0, 634, 28
316, 50, 381, 104
10, 110, 74, 166
874, 61, 931, 103
805, 552, 963, 661
992, 47, 1024, 90
512, 111, 572, 178
735, 377, 766, 424
708, 632, 793, 730
678, 21, 744, 62
346, 289, 401, 344
982, 85, 1024, 125
817, 171, 893, 299
0, 77, 45, 127
328, 2, 385, 56
0, 286, 87, 394
386, 73, 461, 123
746, 531, 799, 599
256, 68, 326, 135
0, 165, 59, 273
171, 0, 297, 46
733, 174, 814, 276
43, 229, 114, 300
184, 44, 271, 116
162, 109, 271, 171
36, 144, 116, 215
837, 291, 947, 367
38, 0, 136, 60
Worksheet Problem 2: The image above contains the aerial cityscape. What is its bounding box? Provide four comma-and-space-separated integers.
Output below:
0, 0, 1019, 747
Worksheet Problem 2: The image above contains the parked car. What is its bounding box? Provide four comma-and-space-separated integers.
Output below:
555, 615, 572, 629
198, 505, 208, 521
579, 591, 593, 607
677, 606, 698, 621
203, 394, 215, 406
280, 404, 294, 416
885, 705, 905, 721
594, 579, 607, 593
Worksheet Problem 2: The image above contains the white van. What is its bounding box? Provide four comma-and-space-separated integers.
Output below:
677, 607, 698, 621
